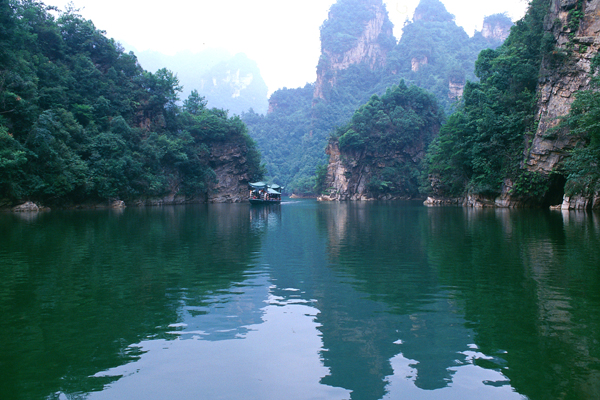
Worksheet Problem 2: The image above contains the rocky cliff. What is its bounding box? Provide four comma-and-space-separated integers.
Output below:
314, 0, 394, 101
133, 140, 253, 206
501, 0, 600, 209
526, 0, 600, 172
481, 15, 513, 42
319, 138, 428, 201
207, 141, 254, 203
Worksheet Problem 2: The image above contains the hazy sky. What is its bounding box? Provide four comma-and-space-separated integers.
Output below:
44, 0, 530, 94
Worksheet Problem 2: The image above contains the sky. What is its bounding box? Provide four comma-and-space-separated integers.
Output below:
43, 0, 530, 95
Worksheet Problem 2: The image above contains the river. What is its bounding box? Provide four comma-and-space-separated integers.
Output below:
1, 200, 599, 400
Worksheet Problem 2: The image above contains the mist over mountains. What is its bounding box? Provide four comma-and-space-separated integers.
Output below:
134, 48, 268, 115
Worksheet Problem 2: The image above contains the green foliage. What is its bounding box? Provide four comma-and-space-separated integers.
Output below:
313, 163, 328, 194
562, 53, 600, 195
242, 84, 317, 193
413, 0, 455, 22
0, 123, 27, 198
509, 170, 552, 198
424, 0, 551, 197
337, 82, 442, 153
0, 1, 264, 205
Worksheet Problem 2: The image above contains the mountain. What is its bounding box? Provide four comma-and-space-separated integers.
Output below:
135, 49, 269, 115
424, 0, 600, 209
243, 0, 512, 194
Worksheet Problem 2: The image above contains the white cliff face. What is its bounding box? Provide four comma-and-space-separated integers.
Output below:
482, 21, 511, 42
411, 56, 428, 72
314, 4, 394, 101
227, 70, 254, 98
448, 80, 464, 99
203, 70, 254, 98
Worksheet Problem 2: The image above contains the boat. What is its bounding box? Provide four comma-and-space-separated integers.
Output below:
249, 182, 283, 204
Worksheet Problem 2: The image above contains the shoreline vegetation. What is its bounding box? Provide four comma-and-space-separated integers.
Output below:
0, 1, 264, 211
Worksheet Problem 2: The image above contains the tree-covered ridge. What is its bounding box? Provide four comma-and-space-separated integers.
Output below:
335, 81, 443, 152
0, 0, 263, 206
383, 3, 509, 113
324, 82, 443, 197
423, 0, 552, 198
413, 0, 455, 22
484, 12, 514, 27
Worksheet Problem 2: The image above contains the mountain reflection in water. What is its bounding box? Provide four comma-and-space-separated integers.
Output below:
0, 201, 599, 400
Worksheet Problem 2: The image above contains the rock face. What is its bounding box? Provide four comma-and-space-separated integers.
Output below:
12, 202, 39, 212
526, 0, 600, 174
320, 130, 434, 201
411, 56, 429, 72
482, 18, 512, 42
494, 0, 600, 208
135, 140, 253, 205
448, 78, 465, 99
314, 0, 394, 101
207, 141, 253, 203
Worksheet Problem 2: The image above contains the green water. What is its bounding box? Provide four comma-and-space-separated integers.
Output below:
1, 200, 599, 400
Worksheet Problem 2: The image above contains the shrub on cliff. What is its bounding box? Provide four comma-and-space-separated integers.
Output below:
332, 81, 443, 196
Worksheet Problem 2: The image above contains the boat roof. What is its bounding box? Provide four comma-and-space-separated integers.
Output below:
249, 181, 267, 188
249, 182, 283, 192
267, 188, 280, 194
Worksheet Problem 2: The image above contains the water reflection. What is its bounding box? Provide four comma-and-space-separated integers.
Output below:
315, 202, 485, 398
423, 207, 600, 400
1, 202, 600, 400
317, 203, 600, 400
0, 205, 264, 400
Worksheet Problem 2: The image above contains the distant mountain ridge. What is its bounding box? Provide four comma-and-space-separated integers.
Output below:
135, 49, 268, 115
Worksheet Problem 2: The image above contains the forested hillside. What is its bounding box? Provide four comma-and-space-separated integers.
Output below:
0, 0, 263, 208
423, 0, 600, 208
243, 0, 511, 194
423, 0, 550, 198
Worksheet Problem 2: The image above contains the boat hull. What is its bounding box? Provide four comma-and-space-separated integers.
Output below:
249, 199, 281, 205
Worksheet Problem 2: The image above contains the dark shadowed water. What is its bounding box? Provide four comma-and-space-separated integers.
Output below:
1, 200, 599, 400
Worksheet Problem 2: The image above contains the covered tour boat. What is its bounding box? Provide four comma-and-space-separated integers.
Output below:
249, 182, 283, 204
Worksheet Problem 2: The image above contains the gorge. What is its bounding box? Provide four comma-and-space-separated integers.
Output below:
318, 0, 600, 209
